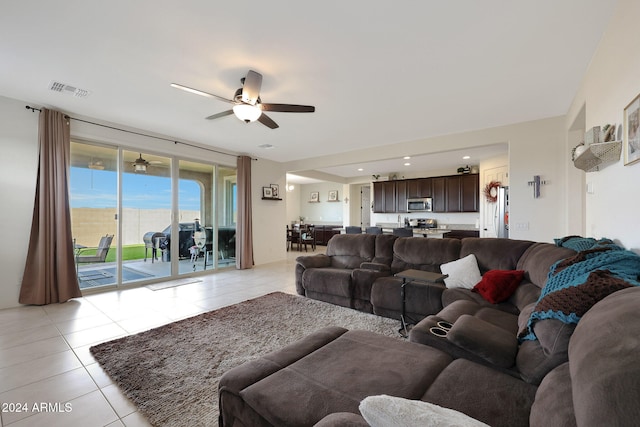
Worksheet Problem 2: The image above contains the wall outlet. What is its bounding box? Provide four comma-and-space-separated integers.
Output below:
514, 222, 529, 231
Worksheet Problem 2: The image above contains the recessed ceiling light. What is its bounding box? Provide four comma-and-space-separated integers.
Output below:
463, 155, 470, 160
258, 144, 275, 149
357, 168, 364, 172
404, 162, 411, 166
403, 156, 411, 160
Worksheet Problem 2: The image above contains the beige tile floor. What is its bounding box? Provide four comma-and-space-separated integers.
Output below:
0, 248, 315, 427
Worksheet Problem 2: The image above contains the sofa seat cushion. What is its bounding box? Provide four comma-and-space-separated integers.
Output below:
422, 358, 537, 427
303, 268, 353, 298
239, 329, 453, 426
442, 287, 521, 315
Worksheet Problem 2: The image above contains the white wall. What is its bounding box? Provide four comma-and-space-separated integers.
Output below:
567, 0, 640, 252
0, 96, 38, 309
251, 159, 288, 264
297, 181, 345, 224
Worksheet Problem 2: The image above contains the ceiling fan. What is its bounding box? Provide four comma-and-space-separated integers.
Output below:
171, 70, 315, 129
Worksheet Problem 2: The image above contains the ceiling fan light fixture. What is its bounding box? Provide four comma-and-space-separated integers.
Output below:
133, 153, 149, 173
233, 104, 262, 123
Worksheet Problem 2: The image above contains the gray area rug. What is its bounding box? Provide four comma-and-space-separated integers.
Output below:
90, 292, 400, 426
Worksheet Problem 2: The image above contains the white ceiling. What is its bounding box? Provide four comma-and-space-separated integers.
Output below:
0, 1, 616, 180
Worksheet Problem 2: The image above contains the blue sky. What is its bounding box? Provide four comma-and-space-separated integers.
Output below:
70, 167, 200, 210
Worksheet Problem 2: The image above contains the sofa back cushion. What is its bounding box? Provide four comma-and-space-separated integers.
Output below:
326, 234, 376, 269
516, 319, 575, 385
567, 286, 640, 427
391, 237, 461, 274
515, 242, 575, 289
459, 238, 534, 273
372, 234, 398, 266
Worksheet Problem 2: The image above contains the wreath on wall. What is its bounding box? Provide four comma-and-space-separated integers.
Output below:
483, 181, 501, 203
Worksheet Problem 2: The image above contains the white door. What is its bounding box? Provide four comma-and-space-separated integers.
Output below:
481, 166, 508, 237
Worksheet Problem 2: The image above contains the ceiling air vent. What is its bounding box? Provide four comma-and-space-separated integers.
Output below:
48, 81, 91, 98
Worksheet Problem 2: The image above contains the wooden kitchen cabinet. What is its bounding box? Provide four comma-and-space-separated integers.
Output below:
374, 174, 478, 213
407, 178, 432, 198
432, 177, 446, 212
396, 180, 408, 213
373, 181, 397, 213
461, 174, 479, 212
444, 174, 479, 213
446, 175, 463, 212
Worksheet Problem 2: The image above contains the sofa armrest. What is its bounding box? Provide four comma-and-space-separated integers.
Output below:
447, 314, 518, 368
297, 254, 332, 269
359, 262, 391, 273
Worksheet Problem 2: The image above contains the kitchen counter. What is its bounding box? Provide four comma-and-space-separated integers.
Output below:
412, 229, 451, 238
377, 227, 451, 238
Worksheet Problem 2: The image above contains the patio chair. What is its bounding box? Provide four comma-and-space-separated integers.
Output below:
75, 234, 114, 273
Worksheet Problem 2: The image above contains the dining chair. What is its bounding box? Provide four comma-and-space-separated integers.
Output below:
392, 227, 414, 237
345, 226, 362, 234
365, 226, 383, 235
300, 225, 316, 251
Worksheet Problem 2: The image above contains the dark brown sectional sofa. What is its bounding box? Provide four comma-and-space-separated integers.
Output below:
218, 235, 640, 426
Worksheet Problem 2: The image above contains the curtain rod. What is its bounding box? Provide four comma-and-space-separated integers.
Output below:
25, 105, 257, 160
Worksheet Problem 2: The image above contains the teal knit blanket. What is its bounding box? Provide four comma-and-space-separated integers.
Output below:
520, 239, 640, 342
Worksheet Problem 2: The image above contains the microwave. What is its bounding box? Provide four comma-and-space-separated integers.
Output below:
407, 197, 432, 212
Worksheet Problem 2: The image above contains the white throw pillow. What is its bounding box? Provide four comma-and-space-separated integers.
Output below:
440, 254, 482, 289
360, 395, 490, 427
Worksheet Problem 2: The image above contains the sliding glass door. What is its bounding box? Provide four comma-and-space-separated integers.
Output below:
178, 159, 215, 274
70, 142, 119, 290
121, 150, 172, 283
70, 140, 237, 290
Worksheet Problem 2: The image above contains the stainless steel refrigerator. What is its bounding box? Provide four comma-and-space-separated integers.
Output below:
496, 186, 509, 238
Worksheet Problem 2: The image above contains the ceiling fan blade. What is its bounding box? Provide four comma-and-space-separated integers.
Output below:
171, 83, 235, 104
258, 113, 279, 129
260, 103, 315, 113
241, 70, 262, 105
205, 110, 234, 120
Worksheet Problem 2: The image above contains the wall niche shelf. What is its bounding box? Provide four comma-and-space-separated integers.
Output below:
573, 141, 622, 172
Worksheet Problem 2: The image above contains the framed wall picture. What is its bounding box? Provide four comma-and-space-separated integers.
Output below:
263, 187, 273, 198
624, 93, 640, 165
270, 184, 279, 198
310, 191, 319, 202
328, 190, 338, 201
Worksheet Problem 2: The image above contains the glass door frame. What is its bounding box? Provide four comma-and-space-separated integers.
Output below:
71, 139, 234, 292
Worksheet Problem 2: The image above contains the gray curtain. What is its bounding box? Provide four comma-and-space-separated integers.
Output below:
19, 109, 81, 305
236, 155, 254, 269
